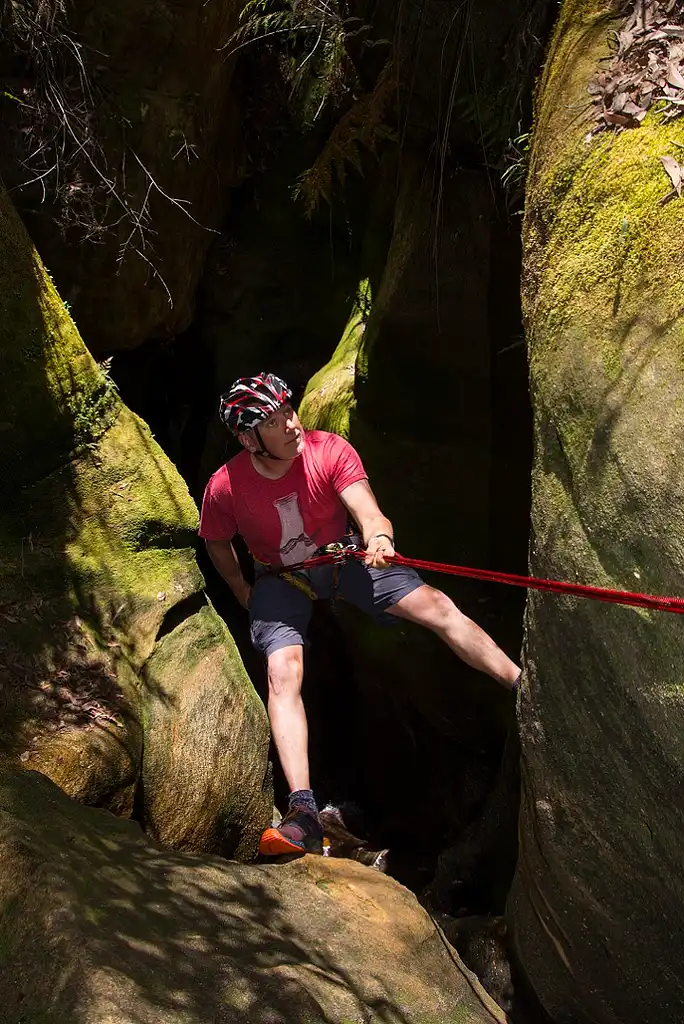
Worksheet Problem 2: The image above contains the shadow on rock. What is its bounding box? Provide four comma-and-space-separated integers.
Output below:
0, 766, 505, 1024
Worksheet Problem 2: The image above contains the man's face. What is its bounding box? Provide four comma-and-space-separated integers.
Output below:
253, 403, 305, 459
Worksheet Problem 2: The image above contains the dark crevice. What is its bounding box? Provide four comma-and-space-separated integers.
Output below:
98, 6, 556, 1017
131, 523, 200, 553
155, 590, 209, 643
110, 169, 535, 1020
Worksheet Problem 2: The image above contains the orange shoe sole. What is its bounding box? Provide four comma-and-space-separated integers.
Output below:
259, 827, 306, 856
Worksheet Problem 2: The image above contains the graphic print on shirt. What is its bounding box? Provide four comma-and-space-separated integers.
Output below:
273, 491, 319, 565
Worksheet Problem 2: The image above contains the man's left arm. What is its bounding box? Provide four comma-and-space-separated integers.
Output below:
339, 479, 395, 569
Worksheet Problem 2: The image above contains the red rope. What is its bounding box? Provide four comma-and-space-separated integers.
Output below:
277, 549, 684, 615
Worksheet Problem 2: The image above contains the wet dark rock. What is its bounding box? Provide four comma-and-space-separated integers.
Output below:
436, 913, 514, 1015
2, 0, 246, 353
320, 804, 389, 871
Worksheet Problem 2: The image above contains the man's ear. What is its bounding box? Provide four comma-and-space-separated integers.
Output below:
238, 431, 258, 453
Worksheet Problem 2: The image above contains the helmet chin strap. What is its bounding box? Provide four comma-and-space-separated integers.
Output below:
252, 425, 284, 460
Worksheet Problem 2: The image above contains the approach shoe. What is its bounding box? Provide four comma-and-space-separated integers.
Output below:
259, 805, 324, 857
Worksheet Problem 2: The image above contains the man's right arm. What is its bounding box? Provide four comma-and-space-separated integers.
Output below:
205, 538, 252, 610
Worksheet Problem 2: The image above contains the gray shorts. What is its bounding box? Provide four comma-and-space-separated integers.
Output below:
249, 550, 424, 659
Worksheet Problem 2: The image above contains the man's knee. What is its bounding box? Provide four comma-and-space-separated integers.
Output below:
394, 584, 462, 629
267, 644, 304, 697
420, 586, 461, 628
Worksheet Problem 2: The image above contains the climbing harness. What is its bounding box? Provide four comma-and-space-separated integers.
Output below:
264, 540, 360, 599
270, 545, 684, 616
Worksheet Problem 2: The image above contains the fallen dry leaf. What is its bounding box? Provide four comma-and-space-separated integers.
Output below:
604, 110, 640, 127
660, 153, 682, 193
613, 90, 629, 112
667, 61, 684, 87
622, 101, 648, 120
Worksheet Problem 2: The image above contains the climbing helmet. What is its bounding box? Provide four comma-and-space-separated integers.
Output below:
219, 373, 293, 435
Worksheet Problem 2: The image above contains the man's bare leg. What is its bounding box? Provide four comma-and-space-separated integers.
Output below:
260, 643, 324, 856
266, 643, 310, 792
389, 585, 520, 689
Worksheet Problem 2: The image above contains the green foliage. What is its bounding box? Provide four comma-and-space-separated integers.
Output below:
230, 0, 395, 211
294, 61, 396, 215
501, 129, 532, 203
230, 0, 350, 117
233, 0, 296, 47
64, 360, 119, 452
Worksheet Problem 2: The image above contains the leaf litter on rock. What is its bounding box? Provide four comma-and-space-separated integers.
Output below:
1, 610, 128, 737
587, 0, 684, 137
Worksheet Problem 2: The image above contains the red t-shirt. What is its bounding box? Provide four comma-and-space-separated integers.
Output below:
199, 430, 367, 566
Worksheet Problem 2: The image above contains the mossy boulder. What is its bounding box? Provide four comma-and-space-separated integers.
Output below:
0, 185, 271, 855
4, 0, 245, 353
0, 764, 508, 1024
142, 603, 272, 859
508, 2, 684, 1021
300, 280, 370, 438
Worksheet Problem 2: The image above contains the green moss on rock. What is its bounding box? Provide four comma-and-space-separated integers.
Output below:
0, 186, 271, 855
510, 3, 684, 1021
142, 602, 272, 859
300, 280, 371, 437
0, 186, 117, 488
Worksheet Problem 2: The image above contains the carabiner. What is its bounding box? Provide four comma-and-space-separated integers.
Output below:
320, 541, 357, 563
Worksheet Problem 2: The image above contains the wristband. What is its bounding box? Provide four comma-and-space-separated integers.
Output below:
372, 533, 394, 546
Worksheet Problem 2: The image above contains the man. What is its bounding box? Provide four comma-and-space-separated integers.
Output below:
200, 373, 520, 857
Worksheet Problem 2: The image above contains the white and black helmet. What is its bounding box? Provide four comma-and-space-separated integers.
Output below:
219, 373, 293, 435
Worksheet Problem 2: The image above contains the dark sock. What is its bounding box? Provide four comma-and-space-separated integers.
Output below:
289, 789, 319, 818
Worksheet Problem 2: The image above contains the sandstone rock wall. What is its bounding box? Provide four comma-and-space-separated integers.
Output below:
510, 2, 684, 1020
3, 0, 245, 352
0, 764, 508, 1024
0, 185, 271, 857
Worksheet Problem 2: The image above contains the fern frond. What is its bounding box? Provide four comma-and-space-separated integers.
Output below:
228, 10, 303, 50
239, 0, 279, 23
294, 61, 395, 216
